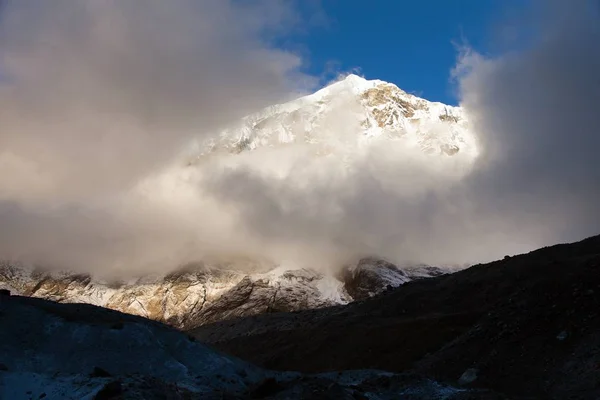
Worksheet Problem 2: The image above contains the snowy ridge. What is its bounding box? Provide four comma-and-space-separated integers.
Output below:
0, 259, 446, 330
193, 74, 476, 161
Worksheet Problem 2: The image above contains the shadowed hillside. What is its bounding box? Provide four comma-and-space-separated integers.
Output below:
191, 235, 600, 399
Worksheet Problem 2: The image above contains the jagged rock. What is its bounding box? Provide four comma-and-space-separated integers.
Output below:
0, 260, 445, 330
342, 258, 410, 300
192, 74, 476, 163
197, 269, 346, 326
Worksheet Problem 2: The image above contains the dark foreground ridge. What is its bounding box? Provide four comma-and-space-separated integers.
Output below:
190, 235, 600, 399
0, 292, 507, 399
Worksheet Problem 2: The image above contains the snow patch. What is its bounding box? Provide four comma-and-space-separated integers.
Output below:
316, 275, 349, 304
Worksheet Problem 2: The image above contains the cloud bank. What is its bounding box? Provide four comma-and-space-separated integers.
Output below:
0, 0, 598, 276
455, 0, 600, 254
0, 0, 314, 275
0, 0, 311, 202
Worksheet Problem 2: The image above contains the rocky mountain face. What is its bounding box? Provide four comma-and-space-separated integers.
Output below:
191, 74, 477, 162
342, 258, 446, 300
0, 260, 446, 330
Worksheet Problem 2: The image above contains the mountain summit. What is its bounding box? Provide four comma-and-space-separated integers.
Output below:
196, 74, 477, 160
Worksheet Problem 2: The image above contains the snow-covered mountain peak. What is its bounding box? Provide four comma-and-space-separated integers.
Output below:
194, 74, 477, 161
339, 73, 369, 83
308, 74, 382, 98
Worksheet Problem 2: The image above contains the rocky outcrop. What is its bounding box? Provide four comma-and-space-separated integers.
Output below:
196, 269, 345, 326
342, 257, 410, 300
0, 260, 444, 330
342, 258, 449, 301
192, 74, 476, 163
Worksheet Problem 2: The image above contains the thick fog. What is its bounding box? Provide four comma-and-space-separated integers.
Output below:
0, 0, 313, 275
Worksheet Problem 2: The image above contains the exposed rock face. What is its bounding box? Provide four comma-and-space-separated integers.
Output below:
196, 269, 346, 326
192, 74, 476, 163
342, 257, 410, 300
342, 258, 449, 301
0, 260, 444, 330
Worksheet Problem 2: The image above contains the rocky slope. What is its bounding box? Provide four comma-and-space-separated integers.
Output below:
191, 234, 600, 399
192, 74, 477, 161
4, 235, 597, 399
0, 293, 502, 399
0, 259, 446, 330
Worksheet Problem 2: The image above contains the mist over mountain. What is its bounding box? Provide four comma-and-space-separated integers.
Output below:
0, 0, 597, 279
0, 74, 464, 328
0, 2, 599, 399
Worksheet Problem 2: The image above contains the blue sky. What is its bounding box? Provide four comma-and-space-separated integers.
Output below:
291, 1, 530, 105
0, 1, 531, 106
